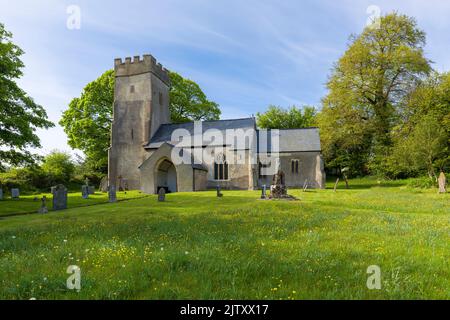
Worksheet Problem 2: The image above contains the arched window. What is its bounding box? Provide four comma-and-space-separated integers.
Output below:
214, 154, 228, 180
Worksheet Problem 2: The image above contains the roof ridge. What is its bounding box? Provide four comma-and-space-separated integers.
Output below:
257, 126, 319, 130
160, 117, 255, 126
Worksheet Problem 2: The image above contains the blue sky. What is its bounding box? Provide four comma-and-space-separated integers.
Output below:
1, 0, 450, 157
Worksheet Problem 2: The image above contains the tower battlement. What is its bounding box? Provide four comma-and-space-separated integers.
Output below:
114, 54, 170, 85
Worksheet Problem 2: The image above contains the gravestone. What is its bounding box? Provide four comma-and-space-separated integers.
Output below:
38, 196, 48, 214
158, 187, 166, 202
50, 186, 56, 194
438, 171, 447, 193
0, 188, 3, 200
88, 186, 95, 195
82, 185, 89, 199
260, 184, 267, 199
108, 185, 117, 203
216, 185, 223, 197
52, 184, 67, 211
11, 188, 19, 199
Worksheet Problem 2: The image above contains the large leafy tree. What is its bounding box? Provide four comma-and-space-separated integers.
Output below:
0, 23, 54, 170
256, 105, 317, 129
388, 71, 450, 178
318, 13, 432, 175
60, 70, 220, 172
169, 71, 220, 123
60, 70, 114, 172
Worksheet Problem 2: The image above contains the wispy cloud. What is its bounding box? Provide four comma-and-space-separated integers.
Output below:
0, 0, 449, 155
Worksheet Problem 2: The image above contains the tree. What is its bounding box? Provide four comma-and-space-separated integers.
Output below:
0, 23, 54, 170
388, 71, 450, 178
390, 116, 447, 179
41, 150, 75, 184
316, 100, 372, 176
60, 70, 220, 172
59, 70, 114, 172
256, 105, 317, 129
319, 13, 431, 175
169, 71, 221, 123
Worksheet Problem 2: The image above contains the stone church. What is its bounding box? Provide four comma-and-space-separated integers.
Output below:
108, 54, 325, 194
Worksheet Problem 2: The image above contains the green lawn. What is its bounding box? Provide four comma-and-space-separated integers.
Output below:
0, 190, 145, 217
0, 178, 448, 299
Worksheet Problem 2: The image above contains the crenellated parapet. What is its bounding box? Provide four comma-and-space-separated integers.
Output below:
114, 54, 170, 85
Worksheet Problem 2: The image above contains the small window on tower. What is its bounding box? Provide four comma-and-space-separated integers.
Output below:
130, 85, 135, 93
159, 92, 163, 105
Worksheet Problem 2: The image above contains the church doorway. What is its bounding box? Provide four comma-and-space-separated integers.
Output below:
156, 159, 177, 193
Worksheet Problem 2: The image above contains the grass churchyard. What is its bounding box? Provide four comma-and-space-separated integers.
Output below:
0, 178, 448, 299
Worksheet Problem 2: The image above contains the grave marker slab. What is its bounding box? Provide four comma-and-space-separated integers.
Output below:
158, 188, 166, 202
52, 184, 68, 211
260, 185, 267, 199
0, 188, 3, 200
82, 185, 89, 199
438, 171, 447, 193
109, 185, 117, 203
11, 188, 19, 199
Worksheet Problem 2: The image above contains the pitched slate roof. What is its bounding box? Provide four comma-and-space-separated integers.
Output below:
144, 117, 256, 149
144, 117, 322, 152
257, 128, 321, 152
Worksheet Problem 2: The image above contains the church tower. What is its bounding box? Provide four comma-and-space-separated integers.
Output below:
108, 54, 170, 190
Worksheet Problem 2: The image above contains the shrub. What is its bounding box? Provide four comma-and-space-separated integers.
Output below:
406, 176, 436, 189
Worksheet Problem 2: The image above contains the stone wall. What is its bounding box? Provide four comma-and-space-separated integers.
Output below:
194, 169, 207, 191
203, 147, 253, 190
277, 151, 325, 188
109, 55, 170, 190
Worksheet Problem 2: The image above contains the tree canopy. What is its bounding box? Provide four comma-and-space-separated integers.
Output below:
169, 71, 221, 123
59, 70, 114, 172
317, 13, 433, 175
0, 23, 54, 170
41, 150, 75, 184
256, 105, 317, 129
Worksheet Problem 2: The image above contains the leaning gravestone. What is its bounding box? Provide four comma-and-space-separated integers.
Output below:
108, 185, 117, 203
38, 196, 48, 214
158, 188, 166, 202
0, 188, 3, 200
81, 185, 89, 199
52, 184, 67, 211
438, 171, 447, 193
11, 188, 19, 199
